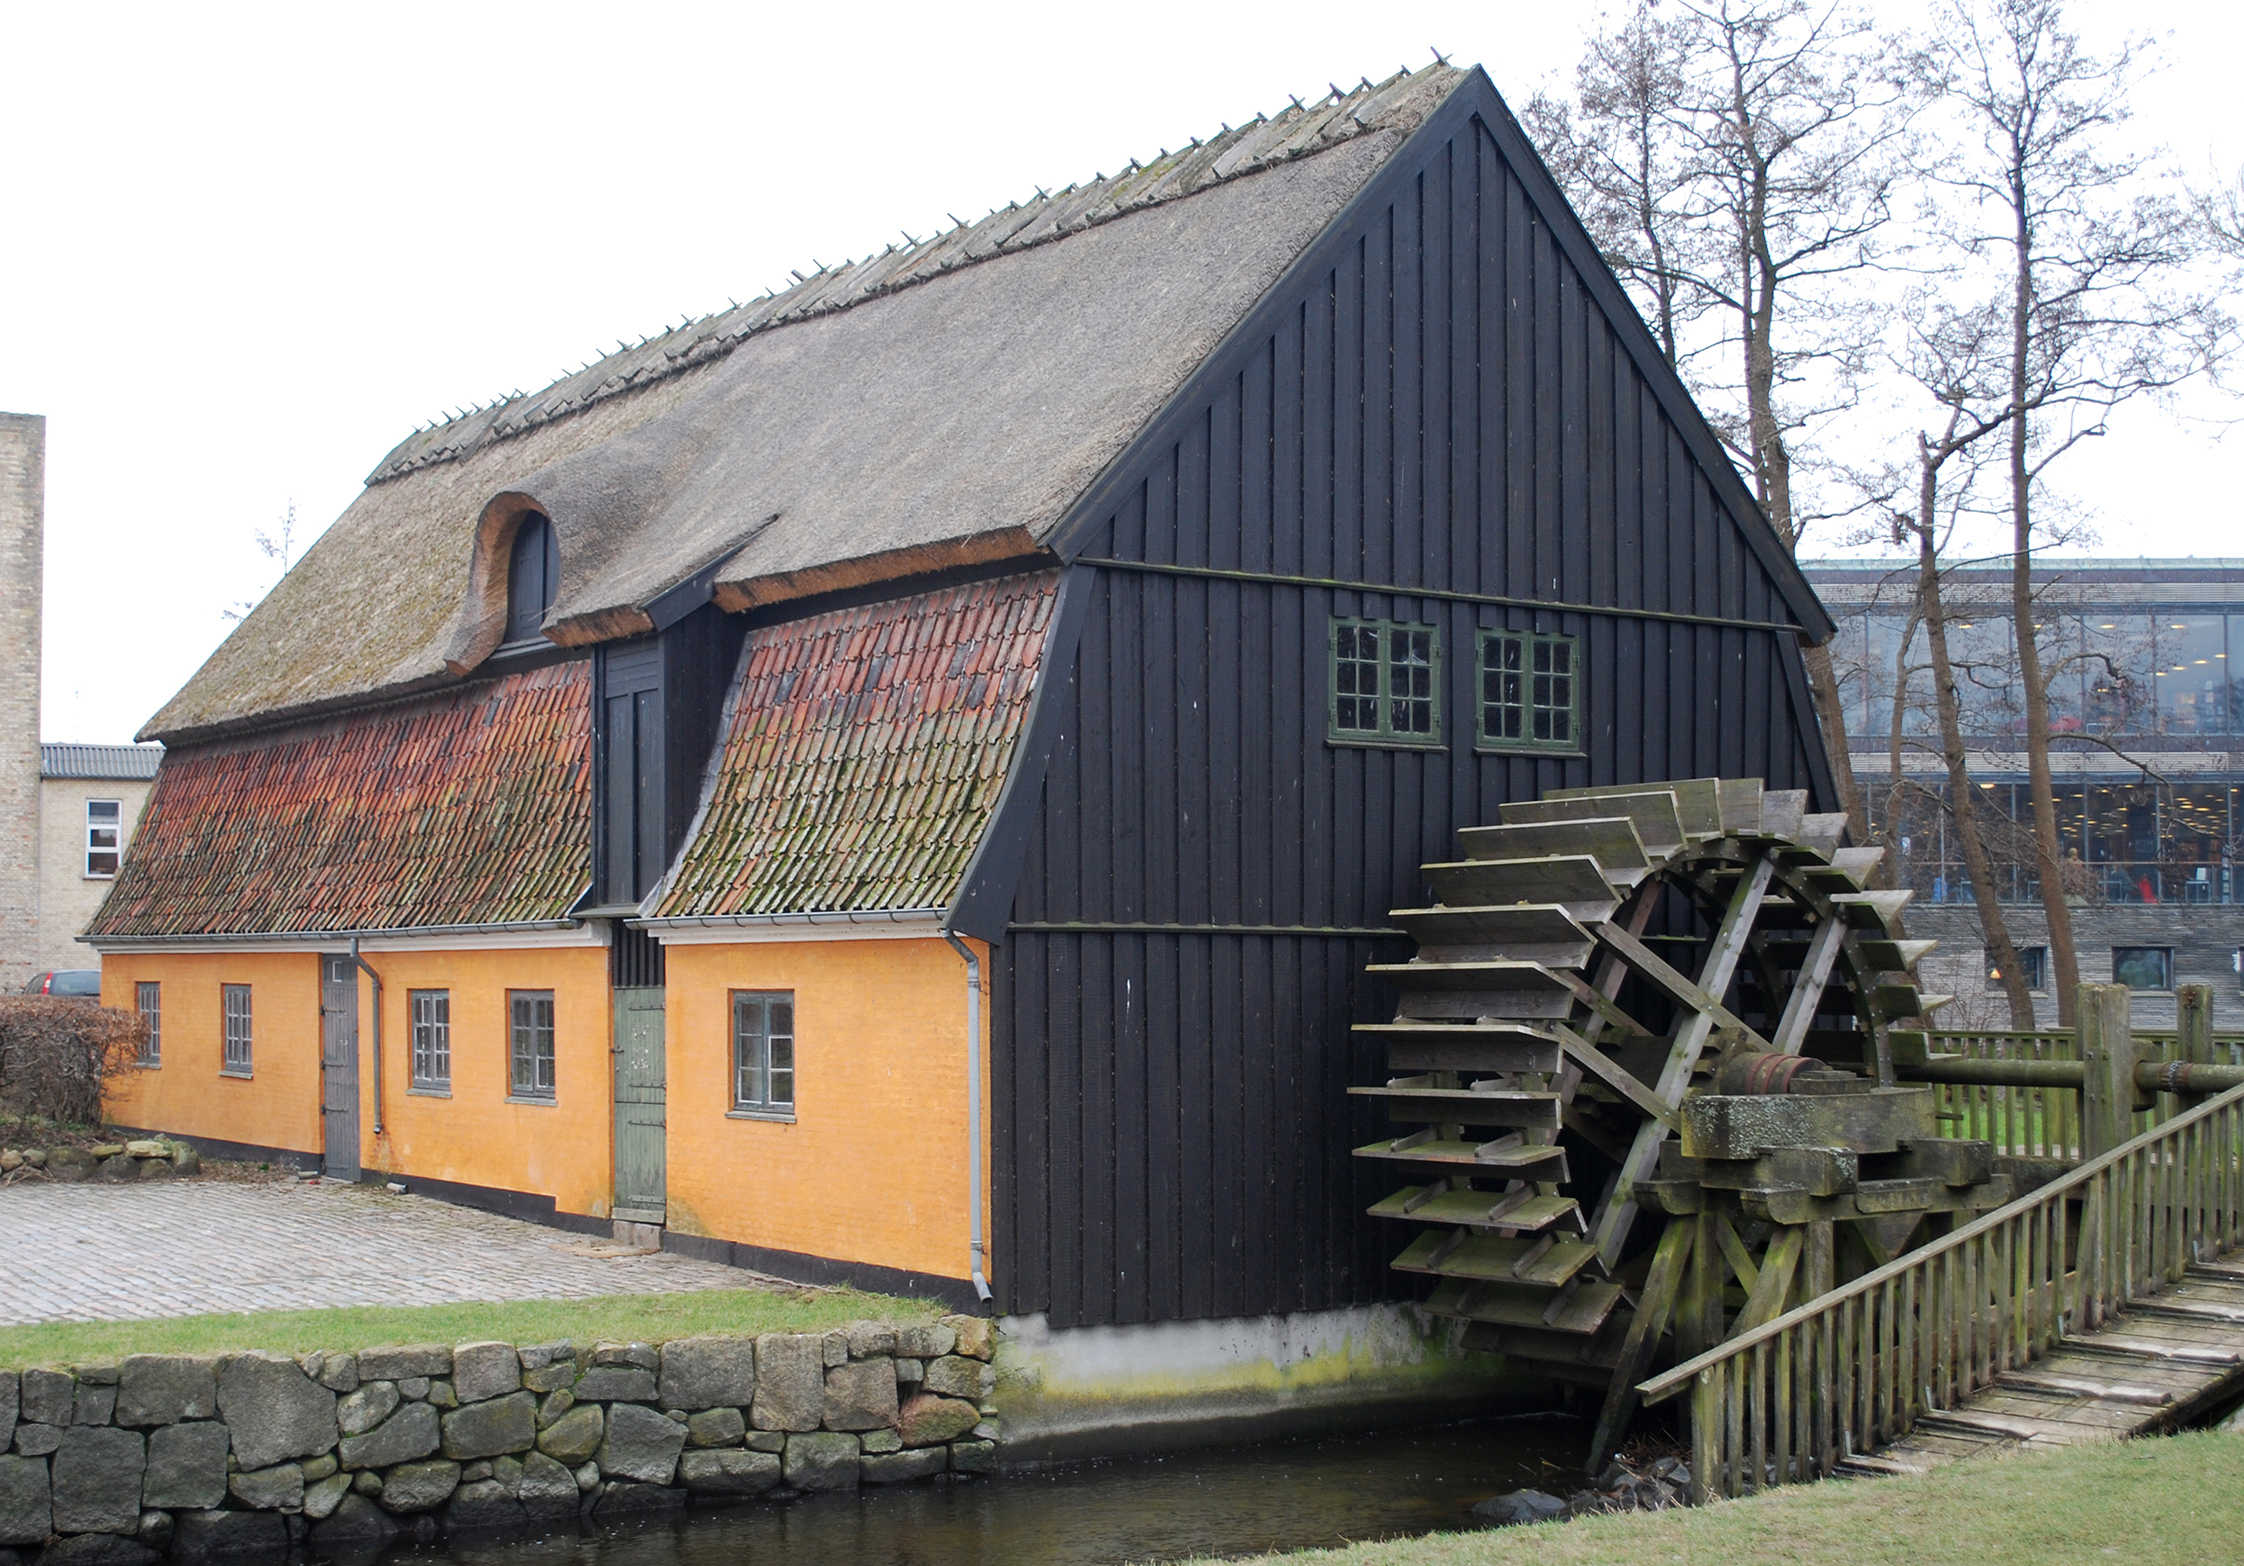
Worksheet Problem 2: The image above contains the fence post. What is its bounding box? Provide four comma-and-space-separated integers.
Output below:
2079, 983, 2135, 1159
2178, 985, 2215, 1077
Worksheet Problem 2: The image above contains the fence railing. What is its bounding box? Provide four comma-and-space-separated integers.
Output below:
1636, 1075, 2244, 1500
1926, 1027, 2244, 1158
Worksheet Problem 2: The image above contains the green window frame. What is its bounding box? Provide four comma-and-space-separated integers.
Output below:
409, 989, 451, 1093
1478, 629, 1582, 753
731, 991, 796, 1116
1328, 617, 1441, 746
135, 981, 160, 1067
221, 983, 252, 1076
508, 990, 556, 1102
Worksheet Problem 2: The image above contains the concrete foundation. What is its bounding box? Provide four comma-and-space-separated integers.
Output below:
993, 1302, 1541, 1462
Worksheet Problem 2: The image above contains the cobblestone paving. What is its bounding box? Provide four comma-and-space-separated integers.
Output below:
1, 1180, 773, 1325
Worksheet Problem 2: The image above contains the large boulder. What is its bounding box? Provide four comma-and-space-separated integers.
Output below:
38, 1533, 158, 1565
450, 1344, 521, 1405
678, 1448, 781, 1496
658, 1336, 756, 1411
596, 1402, 686, 1484
440, 1391, 536, 1461
823, 1360, 899, 1431
227, 1463, 303, 1512
337, 1401, 438, 1470
863, 1448, 947, 1485
515, 1451, 580, 1519
920, 1356, 989, 1402
896, 1393, 979, 1448
354, 1345, 450, 1380
20, 1370, 72, 1427
0, 1455, 50, 1547
572, 1365, 656, 1401
215, 1353, 336, 1469
445, 1479, 526, 1533
945, 1316, 997, 1361
751, 1335, 825, 1432
0, 1371, 15, 1450
169, 1510, 288, 1562
534, 1403, 604, 1464
336, 1381, 399, 1437
51, 1427, 145, 1535
307, 1493, 397, 1549
114, 1357, 216, 1427
140, 1423, 229, 1509
377, 1459, 461, 1513
782, 1431, 860, 1492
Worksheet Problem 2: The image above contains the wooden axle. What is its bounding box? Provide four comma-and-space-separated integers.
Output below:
1894, 1056, 2244, 1095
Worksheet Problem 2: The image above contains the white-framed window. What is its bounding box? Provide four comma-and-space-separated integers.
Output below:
221, 984, 252, 1076
509, 990, 555, 1101
409, 990, 451, 1092
136, 981, 160, 1067
85, 799, 121, 878
731, 990, 795, 1116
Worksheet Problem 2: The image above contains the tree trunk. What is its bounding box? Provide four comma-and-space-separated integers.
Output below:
1919, 453, 2034, 1027
2005, 160, 2081, 1023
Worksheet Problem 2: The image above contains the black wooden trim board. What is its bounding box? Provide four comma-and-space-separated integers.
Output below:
661, 1230, 987, 1314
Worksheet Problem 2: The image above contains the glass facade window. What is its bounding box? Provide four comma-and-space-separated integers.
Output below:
1989, 945, 2048, 990
2155, 616, 2227, 733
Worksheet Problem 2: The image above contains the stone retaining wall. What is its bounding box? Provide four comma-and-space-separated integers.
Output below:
0, 1315, 998, 1563
0, 1142, 200, 1187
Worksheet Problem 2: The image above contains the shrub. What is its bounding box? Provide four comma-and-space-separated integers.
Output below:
0, 997, 146, 1128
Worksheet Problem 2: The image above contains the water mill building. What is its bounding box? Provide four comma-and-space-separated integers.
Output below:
88, 64, 1841, 1449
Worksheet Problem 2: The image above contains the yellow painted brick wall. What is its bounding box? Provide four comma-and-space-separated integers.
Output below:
100, 952, 323, 1155
357, 945, 613, 1220
662, 936, 988, 1282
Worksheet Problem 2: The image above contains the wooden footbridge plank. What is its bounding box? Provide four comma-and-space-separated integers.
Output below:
1853, 1262, 2244, 1475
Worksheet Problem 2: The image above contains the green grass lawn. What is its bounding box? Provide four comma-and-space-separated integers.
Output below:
0, 1287, 944, 1369
1182, 1430, 2244, 1566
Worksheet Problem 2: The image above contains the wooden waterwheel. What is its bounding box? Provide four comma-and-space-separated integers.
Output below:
1350, 777, 2015, 1459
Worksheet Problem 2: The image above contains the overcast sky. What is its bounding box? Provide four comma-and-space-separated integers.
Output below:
6, 1, 2239, 743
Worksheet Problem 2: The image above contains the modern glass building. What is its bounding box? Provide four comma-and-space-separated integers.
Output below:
1804, 558, 2244, 1025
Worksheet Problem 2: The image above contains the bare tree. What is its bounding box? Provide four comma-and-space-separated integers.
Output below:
1923, 0, 2228, 1022
1530, 0, 1915, 844
222, 501, 302, 624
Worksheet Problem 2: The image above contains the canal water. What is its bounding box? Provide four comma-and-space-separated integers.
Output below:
371, 1416, 1590, 1566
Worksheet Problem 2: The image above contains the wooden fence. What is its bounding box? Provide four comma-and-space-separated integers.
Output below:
1637, 1049, 2244, 1499
1926, 1023, 2244, 1158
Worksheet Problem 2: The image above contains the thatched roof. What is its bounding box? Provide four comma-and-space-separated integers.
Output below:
146, 66, 1466, 744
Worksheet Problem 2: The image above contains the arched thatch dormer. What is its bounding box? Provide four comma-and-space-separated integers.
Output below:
443, 492, 561, 676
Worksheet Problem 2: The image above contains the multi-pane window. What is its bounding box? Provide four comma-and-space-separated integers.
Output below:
85, 800, 120, 878
409, 990, 451, 1092
221, 984, 252, 1075
1479, 630, 1581, 752
1329, 618, 1439, 744
135, 982, 160, 1067
509, 991, 556, 1100
731, 991, 796, 1115
2113, 947, 2174, 991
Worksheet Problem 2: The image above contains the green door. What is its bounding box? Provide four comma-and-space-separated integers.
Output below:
612, 987, 666, 1224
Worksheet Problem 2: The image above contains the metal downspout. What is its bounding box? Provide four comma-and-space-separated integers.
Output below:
348, 935, 385, 1136
942, 932, 995, 1303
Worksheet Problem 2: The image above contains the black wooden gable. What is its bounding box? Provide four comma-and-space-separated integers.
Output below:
973, 69, 1844, 1332
1050, 66, 1832, 638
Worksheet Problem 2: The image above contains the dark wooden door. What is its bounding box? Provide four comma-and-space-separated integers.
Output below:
320, 956, 360, 1181
612, 987, 666, 1223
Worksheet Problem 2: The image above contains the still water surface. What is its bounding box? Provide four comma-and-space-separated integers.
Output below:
378, 1418, 1587, 1566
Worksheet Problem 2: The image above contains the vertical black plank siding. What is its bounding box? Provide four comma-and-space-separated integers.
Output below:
990, 105, 1836, 1328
